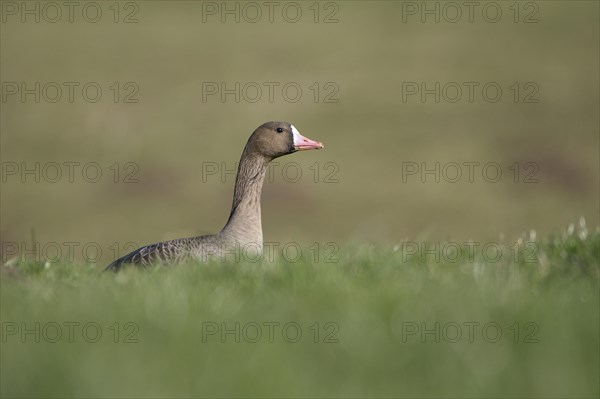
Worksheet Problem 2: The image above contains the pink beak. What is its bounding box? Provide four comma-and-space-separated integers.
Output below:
292, 125, 324, 151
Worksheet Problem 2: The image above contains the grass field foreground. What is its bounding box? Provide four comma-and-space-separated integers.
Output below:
1, 222, 599, 398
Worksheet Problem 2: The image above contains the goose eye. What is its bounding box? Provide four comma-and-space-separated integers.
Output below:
276, 127, 284, 133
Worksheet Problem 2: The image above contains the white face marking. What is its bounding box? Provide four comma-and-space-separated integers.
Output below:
291, 125, 303, 145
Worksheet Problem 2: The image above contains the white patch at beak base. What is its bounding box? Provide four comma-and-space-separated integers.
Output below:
291, 125, 302, 146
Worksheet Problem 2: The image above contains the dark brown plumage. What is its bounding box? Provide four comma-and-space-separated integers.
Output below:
105, 121, 323, 271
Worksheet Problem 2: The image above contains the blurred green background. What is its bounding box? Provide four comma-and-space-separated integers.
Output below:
1, 1, 598, 264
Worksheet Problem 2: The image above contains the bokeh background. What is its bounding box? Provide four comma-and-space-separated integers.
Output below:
1, 1, 598, 263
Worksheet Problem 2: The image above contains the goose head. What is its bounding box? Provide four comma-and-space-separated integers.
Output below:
247, 121, 324, 160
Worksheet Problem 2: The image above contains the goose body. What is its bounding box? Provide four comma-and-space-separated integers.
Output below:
105, 121, 323, 271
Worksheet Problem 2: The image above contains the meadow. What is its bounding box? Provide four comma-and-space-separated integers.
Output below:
1, 1, 599, 397
1, 222, 598, 397
1, 1, 598, 255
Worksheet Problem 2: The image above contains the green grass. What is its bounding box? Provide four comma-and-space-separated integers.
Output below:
1, 225, 598, 398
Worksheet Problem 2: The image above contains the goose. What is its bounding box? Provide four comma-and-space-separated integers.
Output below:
105, 121, 324, 271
